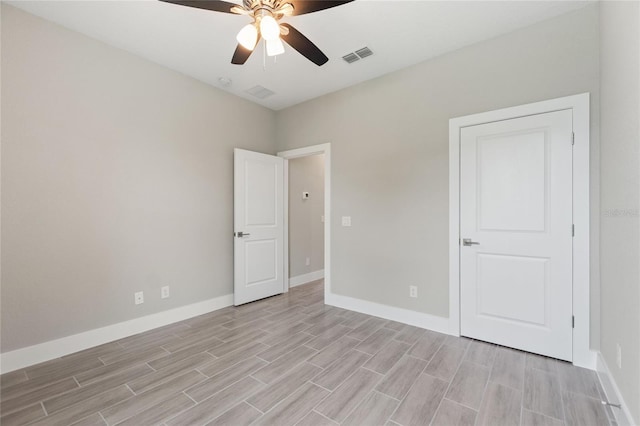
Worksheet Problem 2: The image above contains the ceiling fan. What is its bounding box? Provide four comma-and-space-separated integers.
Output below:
159, 0, 354, 66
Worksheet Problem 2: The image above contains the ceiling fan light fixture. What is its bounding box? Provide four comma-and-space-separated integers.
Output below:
236, 23, 258, 50
266, 38, 285, 56
278, 3, 294, 16
260, 15, 280, 41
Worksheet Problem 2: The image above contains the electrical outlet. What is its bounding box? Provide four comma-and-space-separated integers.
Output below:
305, 257, 310, 266
341, 216, 351, 227
616, 343, 622, 369
409, 286, 418, 298
134, 291, 144, 305
161, 286, 170, 299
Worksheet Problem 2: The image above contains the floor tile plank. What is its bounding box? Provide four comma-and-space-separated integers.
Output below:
431, 399, 477, 426
556, 362, 601, 399
475, 382, 522, 426
101, 370, 206, 424
205, 402, 263, 426
253, 345, 318, 384
363, 340, 411, 375
185, 357, 267, 402
490, 347, 525, 391
407, 330, 445, 362
523, 367, 564, 420
355, 328, 397, 355
312, 350, 371, 390
252, 382, 329, 426
0, 402, 46, 426
295, 410, 339, 426
343, 391, 398, 426
126, 352, 214, 394
247, 362, 322, 412
255, 332, 314, 362
32, 385, 133, 426
1, 377, 79, 415
315, 368, 383, 423
43, 363, 152, 414
307, 335, 360, 369
464, 339, 497, 368
116, 393, 194, 426
563, 391, 610, 426
424, 343, 468, 382
348, 317, 387, 341
445, 361, 490, 410
168, 376, 265, 426
375, 355, 427, 400
521, 409, 565, 426
390, 373, 448, 426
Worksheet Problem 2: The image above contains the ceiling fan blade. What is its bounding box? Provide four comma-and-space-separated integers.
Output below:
280, 23, 328, 66
159, 0, 239, 14
231, 35, 261, 64
289, 0, 354, 16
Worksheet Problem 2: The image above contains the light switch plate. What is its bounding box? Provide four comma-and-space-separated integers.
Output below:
341, 216, 351, 227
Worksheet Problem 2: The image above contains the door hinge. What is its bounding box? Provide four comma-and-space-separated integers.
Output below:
572, 224, 575, 237
571, 132, 575, 145
572, 315, 575, 328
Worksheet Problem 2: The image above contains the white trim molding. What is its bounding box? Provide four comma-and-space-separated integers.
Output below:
326, 292, 452, 335
278, 143, 331, 301
596, 352, 634, 425
289, 270, 325, 288
449, 93, 595, 369
0, 294, 233, 374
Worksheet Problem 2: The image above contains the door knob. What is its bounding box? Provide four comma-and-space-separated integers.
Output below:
462, 238, 480, 246
235, 231, 251, 238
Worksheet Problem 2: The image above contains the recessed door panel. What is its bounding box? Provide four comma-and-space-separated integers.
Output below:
245, 161, 278, 227
476, 254, 548, 327
478, 130, 547, 232
245, 239, 278, 286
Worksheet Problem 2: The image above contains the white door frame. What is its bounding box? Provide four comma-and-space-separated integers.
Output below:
278, 143, 331, 298
449, 93, 594, 369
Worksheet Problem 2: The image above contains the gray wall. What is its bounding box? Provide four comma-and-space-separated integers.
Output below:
276, 6, 600, 325
599, 2, 640, 423
0, 5, 276, 352
288, 155, 324, 278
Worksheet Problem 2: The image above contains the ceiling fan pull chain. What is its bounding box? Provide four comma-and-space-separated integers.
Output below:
263, 39, 266, 70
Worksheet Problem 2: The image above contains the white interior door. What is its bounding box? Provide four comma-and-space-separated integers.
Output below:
234, 149, 284, 305
460, 110, 573, 361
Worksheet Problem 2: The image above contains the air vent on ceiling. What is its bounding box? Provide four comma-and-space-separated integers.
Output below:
355, 47, 373, 59
342, 52, 360, 64
342, 47, 374, 64
246, 85, 275, 99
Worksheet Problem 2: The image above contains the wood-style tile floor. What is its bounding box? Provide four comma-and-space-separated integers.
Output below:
1, 281, 613, 426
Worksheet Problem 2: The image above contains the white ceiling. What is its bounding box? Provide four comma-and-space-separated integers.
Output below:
9, 0, 593, 110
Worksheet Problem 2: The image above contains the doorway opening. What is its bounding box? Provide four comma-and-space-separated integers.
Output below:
287, 154, 325, 297
278, 143, 331, 301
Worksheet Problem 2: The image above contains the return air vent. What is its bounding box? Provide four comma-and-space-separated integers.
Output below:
342, 52, 360, 64
245, 85, 275, 99
355, 47, 373, 59
342, 47, 374, 64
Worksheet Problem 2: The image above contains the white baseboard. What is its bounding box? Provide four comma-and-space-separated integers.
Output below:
289, 269, 324, 288
596, 351, 635, 426
0, 294, 233, 374
325, 291, 452, 335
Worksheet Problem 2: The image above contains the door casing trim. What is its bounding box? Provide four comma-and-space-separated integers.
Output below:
449, 93, 594, 369
278, 143, 331, 299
